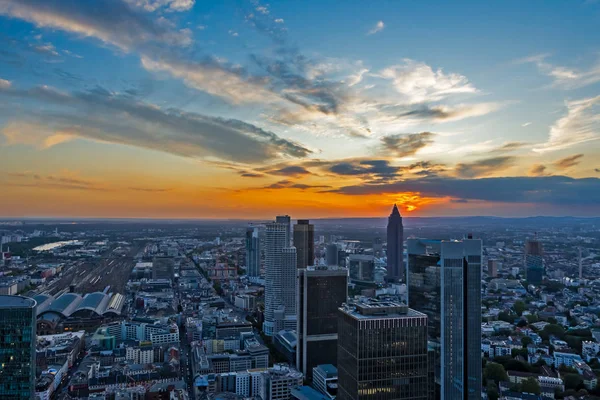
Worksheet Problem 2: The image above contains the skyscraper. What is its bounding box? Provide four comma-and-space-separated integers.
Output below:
525, 238, 544, 285
337, 300, 429, 400
263, 222, 290, 336
0, 295, 37, 400
246, 226, 261, 277
487, 259, 498, 278
297, 266, 348, 380
407, 238, 482, 399
326, 244, 339, 266
293, 220, 315, 269
276, 215, 291, 245
281, 247, 298, 330
386, 204, 404, 282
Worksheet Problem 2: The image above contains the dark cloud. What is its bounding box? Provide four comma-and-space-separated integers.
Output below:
454, 156, 516, 178
330, 176, 600, 206
381, 132, 435, 157
529, 164, 547, 176
554, 154, 584, 170
265, 180, 330, 190
0, 83, 312, 163
596, 168, 600, 173
325, 159, 400, 181
489, 142, 529, 154
240, 172, 265, 178
268, 165, 311, 176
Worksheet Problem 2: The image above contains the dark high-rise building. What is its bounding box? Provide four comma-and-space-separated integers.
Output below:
294, 220, 315, 269
326, 244, 339, 266
297, 266, 348, 381
525, 239, 544, 285
407, 238, 482, 399
0, 295, 37, 400
372, 237, 383, 257
386, 204, 404, 282
246, 226, 260, 277
337, 300, 429, 400
276, 215, 291, 245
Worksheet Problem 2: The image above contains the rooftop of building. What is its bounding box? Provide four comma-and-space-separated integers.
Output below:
291, 386, 331, 400
340, 299, 424, 320
314, 364, 337, 376
0, 295, 36, 308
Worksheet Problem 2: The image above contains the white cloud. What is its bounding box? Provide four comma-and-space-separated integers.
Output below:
347, 68, 369, 87
378, 59, 478, 103
518, 53, 600, 89
274, 18, 284, 23
125, 0, 195, 12
521, 122, 531, 127
140, 55, 279, 105
534, 96, 600, 152
255, 5, 269, 14
367, 20, 385, 35
228, 30, 239, 37
0, 79, 11, 89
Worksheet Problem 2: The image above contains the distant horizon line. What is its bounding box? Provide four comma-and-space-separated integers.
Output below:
0, 215, 597, 222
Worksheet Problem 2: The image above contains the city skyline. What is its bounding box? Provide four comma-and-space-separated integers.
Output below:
1, 0, 600, 219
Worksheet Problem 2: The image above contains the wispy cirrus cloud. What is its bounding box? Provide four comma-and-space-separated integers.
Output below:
554, 154, 584, 170
125, 0, 195, 12
0, 0, 193, 51
367, 21, 385, 35
534, 96, 600, 152
517, 53, 600, 89
0, 83, 312, 163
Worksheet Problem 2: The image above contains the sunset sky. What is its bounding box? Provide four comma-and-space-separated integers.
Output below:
1, 0, 599, 218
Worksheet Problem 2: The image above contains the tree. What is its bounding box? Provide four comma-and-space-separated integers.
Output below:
543, 324, 565, 339
526, 314, 539, 324
521, 336, 533, 347
514, 300, 527, 316
517, 319, 528, 328
487, 382, 499, 400
520, 377, 541, 395
484, 362, 509, 383
498, 311, 514, 323
505, 359, 532, 373
563, 373, 583, 390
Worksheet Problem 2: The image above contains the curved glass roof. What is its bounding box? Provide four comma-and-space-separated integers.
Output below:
74, 292, 109, 315
44, 293, 82, 317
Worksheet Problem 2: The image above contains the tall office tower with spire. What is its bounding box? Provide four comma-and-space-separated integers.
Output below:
276, 215, 291, 245
246, 226, 261, 277
294, 220, 315, 269
337, 300, 429, 400
386, 204, 404, 282
297, 266, 348, 381
264, 221, 291, 336
0, 295, 37, 400
525, 238, 544, 285
407, 237, 482, 399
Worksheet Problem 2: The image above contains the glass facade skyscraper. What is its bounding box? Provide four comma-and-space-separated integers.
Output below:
337, 301, 429, 400
246, 226, 261, 277
293, 220, 314, 269
407, 238, 482, 400
0, 295, 37, 400
525, 239, 544, 285
297, 266, 348, 381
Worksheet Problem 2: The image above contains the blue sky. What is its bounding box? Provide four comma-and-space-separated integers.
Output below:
0, 0, 599, 218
